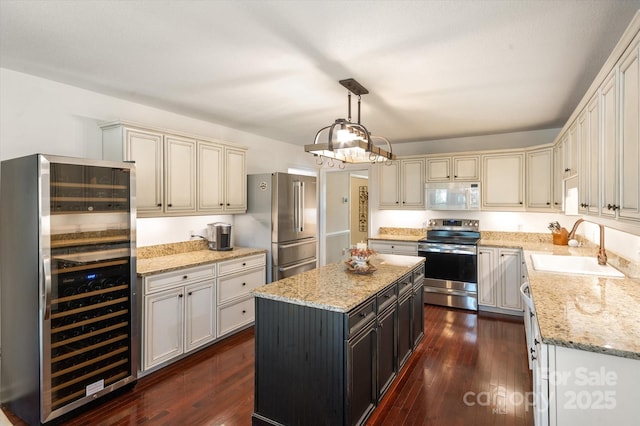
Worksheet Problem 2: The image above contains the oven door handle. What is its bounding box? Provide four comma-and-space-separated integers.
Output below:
418, 244, 476, 255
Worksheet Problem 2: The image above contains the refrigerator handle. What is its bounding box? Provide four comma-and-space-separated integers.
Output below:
299, 181, 304, 233
43, 254, 52, 320
293, 181, 303, 232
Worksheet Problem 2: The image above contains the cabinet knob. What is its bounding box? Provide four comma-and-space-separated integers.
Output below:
519, 201, 523, 205
447, 175, 450, 179
242, 262, 246, 266
226, 203, 230, 206
179, 294, 184, 298
564, 168, 570, 172
183, 275, 188, 279
220, 203, 224, 206
359, 312, 367, 317
546, 202, 550, 205
188, 291, 192, 296
242, 282, 246, 286
454, 175, 457, 178
157, 203, 162, 207
395, 201, 399, 204
531, 355, 537, 361
242, 310, 246, 314
168, 203, 172, 207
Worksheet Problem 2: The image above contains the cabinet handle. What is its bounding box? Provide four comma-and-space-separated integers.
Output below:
531, 355, 537, 362
534, 338, 540, 345
359, 312, 367, 317
530, 347, 536, 355
564, 168, 570, 172
384, 294, 391, 298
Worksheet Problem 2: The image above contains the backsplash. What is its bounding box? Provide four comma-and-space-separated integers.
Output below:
378, 227, 426, 236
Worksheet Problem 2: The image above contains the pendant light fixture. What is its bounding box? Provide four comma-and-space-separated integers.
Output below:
305, 78, 396, 166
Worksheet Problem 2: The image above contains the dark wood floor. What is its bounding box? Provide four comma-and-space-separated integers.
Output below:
3, 305, 533, 425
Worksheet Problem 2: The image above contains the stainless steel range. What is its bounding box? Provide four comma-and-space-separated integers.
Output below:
418, 218, 480, 311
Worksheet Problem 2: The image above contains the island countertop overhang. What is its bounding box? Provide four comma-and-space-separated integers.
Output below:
251, 254, 425, 312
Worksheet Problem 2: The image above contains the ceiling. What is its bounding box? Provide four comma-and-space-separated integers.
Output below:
1, 0, 639, 147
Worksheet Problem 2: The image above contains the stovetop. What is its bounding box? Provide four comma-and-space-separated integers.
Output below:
420, 218, 480, 244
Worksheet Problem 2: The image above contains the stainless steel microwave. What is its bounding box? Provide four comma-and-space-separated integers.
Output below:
425, 182, 480, 210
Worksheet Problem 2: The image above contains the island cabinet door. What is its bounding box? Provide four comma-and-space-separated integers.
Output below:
398, 292, 413, 369
377, 305, 398, 401
411, 283, 425, 348
347, 322, 377, 426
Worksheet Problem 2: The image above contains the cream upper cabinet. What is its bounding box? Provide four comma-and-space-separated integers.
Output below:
379, 158, 425, 209
618, 37, 640, 222
553, 142, 564, 209
564, 122, 578, 178
526, 147, 553, 210
587, 93, 601, 216
197, 142, 247, 214
102, 122, 247, 217
197, 141, 223, 212
165, 135, 197, 214
103, 126, 164, 214
224, 147, 247, 213
577, 109, 590, 213
426, 155, 479, 182
601, 69, 618, 218
481, 152, 524, 209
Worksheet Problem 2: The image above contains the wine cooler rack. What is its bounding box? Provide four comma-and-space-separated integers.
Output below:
50, 260, 132, 410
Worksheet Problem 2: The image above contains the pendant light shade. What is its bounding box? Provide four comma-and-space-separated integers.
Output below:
305, 78, 396, 165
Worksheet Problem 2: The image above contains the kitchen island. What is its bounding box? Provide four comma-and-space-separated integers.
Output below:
251, 254, 426, 426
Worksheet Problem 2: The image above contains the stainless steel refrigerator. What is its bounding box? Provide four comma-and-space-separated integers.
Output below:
235, 173, 317, 283
0, 154, 137, 424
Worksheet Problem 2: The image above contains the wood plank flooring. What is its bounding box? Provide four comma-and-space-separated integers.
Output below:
2, 305, 533, 425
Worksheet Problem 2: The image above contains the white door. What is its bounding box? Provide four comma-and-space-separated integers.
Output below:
499, 249, 523, 312
197, 141, 224, 213
527, 148, 553, 209
401, 158, 425, 208
144, 288, 184, 370
224, 147, 247, 212
477, 248, 497, 307
165, 135, 196, 213
185, 280, 216, 352
378, 162, 400, 207
125, 128, 163, 214
482, 153, 525, 209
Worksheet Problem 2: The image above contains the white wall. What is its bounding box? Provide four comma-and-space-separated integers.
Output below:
0, 68, 318, 246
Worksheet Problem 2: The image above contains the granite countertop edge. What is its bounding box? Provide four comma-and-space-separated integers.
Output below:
137, 247, 267, 276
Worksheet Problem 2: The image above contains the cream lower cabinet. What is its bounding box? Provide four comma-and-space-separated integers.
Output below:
529, 339, 640, 426
368, 240, 418, 256
477, 246, 523, 315
142, 264, 216, 372
216, 253, 266, 337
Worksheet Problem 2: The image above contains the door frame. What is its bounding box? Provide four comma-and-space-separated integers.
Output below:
319, 165, 371, 266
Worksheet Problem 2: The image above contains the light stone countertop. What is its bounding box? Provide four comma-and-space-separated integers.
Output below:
252, 254, 425, 313
137, 247, 267, 276
480, 238, 640, 360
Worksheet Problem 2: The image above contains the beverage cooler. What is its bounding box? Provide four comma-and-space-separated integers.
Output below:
0, 154, 137, 424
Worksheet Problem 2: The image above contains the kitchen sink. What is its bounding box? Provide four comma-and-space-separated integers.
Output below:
530, 253, 624, 278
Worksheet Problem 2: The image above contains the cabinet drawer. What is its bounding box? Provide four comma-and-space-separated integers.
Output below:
218, 296, 255, 336
218, 267, 265, 304
145, 264, 216, 294
218, 253, 266, 276
377, 284, 398, 312
348, 299, 376, 337
398, 273, 413, 296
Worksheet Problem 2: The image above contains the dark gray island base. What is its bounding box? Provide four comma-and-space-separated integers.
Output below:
251, 255, 426, 426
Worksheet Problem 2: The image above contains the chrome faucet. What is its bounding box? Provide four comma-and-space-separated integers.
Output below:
567, 219, 607, 265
